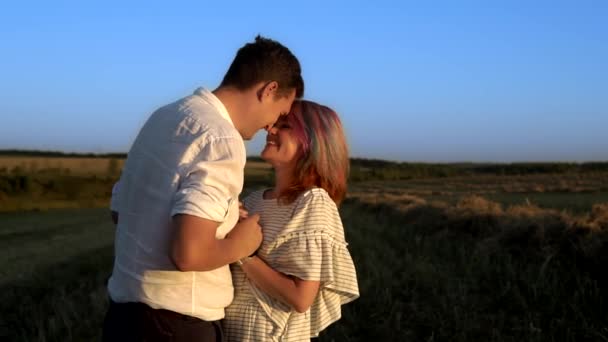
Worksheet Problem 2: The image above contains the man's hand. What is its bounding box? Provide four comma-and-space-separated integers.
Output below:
227, 214, 263, 258
170, 213, 262, 272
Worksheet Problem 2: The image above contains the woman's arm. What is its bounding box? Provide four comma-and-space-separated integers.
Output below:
239, 256, 320, 313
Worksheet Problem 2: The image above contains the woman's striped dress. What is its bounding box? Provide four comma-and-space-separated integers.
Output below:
223, 188, 359, 341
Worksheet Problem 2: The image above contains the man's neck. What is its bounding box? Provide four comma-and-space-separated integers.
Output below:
213, 86, 245, 135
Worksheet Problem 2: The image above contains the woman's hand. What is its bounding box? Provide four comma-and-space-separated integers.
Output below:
238, 201, 249, 222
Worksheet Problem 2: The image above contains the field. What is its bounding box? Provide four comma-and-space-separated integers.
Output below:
1, 155, 608, 341
0, 157, 125, 176
0, 156, 272, 212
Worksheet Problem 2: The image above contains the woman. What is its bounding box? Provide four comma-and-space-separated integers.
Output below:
223, 100, 359, 341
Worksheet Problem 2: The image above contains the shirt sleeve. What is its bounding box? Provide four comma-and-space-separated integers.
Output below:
271, 192, 358, 288
170, 137, 245, 222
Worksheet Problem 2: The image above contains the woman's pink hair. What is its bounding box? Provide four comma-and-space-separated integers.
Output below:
277, 100, 350, 205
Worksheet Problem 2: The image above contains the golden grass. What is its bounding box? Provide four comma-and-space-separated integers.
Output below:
245, 160, 272, 169
244, 160, 273, 177
0, 157, 273, 177
0, 157, 124, 176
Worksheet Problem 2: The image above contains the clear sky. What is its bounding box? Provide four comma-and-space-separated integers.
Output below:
1, 0, 606, 162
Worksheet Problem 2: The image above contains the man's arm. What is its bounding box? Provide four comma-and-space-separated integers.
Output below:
239, 256, 320, 313
170, 213, 262, 272
170, 136, 260, 271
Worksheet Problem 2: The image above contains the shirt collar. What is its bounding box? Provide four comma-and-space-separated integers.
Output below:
193, 87, 235, 128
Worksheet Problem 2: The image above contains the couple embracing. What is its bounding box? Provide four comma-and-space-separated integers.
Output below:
103, 36, 358, 342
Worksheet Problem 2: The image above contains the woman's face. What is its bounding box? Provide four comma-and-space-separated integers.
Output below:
261, 115, 301, 169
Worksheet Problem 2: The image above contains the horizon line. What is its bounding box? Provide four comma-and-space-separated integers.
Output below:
0, 149, 606, 165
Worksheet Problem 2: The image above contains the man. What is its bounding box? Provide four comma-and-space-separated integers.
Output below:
103, 35, 304, 341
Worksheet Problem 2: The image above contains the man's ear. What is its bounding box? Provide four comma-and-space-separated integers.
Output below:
257, 81, 279, 102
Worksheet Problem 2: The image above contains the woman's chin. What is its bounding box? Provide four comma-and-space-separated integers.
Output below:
260, 152, 274, 165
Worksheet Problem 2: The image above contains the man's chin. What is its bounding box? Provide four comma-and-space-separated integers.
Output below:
242, 131, 255, 141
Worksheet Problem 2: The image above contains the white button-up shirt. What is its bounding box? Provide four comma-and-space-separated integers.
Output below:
108, 87, 246, 321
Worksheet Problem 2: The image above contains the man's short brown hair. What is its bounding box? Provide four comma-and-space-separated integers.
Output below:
220, 35, 304, 98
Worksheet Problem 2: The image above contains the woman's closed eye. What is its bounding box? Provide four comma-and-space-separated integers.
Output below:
272, 116, 291, 130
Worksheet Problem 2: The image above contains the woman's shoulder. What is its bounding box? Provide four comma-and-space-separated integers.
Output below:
287, 188, 343, 232
294, 187, 335, 209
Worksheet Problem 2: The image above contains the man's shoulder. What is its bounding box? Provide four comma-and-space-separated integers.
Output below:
155, 96, 239, 144
183, 96, 240, 138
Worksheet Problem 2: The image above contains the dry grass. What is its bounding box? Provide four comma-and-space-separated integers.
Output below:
347, 189, 608, 273
581, 203, 608, 231
350, 173, 608, 215
244, 160, 273, 177
2, 178, 608, 341
0, 157, 124, 176
0, 157, 272, 178
337, 192, 608, 341
0, 198, 111, 212
359, 173, 608, 195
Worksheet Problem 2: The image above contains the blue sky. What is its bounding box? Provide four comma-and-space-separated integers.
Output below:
0, 0, 606, 162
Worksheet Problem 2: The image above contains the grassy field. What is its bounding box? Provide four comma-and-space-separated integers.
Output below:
0, 157, 125, 176
0, 208, 114, 341
0, 158, 273, 212
1, 158, 607, 341
1, 190, 608, 341
0, 156, 271, 177
352, 173, 608, 214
